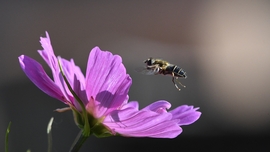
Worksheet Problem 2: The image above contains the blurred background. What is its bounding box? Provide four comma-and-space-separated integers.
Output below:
1, 1, 270, 152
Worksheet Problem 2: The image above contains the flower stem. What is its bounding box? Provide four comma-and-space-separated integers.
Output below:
69, 130, 89, 152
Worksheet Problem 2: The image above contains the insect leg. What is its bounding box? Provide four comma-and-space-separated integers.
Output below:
146, 65, 158, 69
175, 77, 186, 88
172, 73, 181, 91
146, 64, 160, 75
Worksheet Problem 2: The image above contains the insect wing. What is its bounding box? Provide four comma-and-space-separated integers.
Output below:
135, 67, 159, 75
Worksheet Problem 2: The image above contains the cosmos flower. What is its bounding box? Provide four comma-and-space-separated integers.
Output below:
18, 32, 201, 138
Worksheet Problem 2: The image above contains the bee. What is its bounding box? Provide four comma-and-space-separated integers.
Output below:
137, 57, 187, 91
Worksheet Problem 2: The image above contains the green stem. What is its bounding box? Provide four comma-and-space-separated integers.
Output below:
5, 122, 11, 152
47, 132, 52, 152
47, 117, 54, 152
69, 130, 89, 152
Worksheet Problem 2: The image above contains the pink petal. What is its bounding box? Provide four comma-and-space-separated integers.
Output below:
36, 32, 87, 109
121, 101, 139, 110
120, 120, 182, 138
85, 47, 131, 117
142, 100, 171, 114
37, 33, 72, 103
37, 32, 55, 65
117, 120, 182, 138
103, 108, 182, 138
169, 105, 201, 125
60, 58, 88, 106
19, 55, 66, 103
37, 31, 59, 82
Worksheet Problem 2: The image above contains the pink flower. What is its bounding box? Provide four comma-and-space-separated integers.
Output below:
18, 32, 201, 138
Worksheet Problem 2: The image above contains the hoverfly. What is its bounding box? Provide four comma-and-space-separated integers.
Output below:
136, 57, 187, 91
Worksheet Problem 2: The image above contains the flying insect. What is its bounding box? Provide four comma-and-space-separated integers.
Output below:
137, 57, 187, 91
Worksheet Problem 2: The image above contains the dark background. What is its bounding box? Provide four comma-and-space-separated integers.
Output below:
1, 1, 270, 152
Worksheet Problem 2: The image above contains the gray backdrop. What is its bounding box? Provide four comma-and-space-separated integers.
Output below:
1, 1, 270, 152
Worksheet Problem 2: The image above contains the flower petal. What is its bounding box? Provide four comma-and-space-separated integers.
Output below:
19, 55, 66, 103
37, 31, 59, 82
117, 120, 182, 138
59, 58, 88, 106
142, 100, 171, 114
169, 105, 201, 125
103, 107, 182, 138
121, 101, 139, 110
85, 47, 131, 117
37, 33, 72, 103
36, 32, 87, 109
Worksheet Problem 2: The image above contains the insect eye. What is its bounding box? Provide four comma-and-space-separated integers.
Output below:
144, 58, 152, 65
